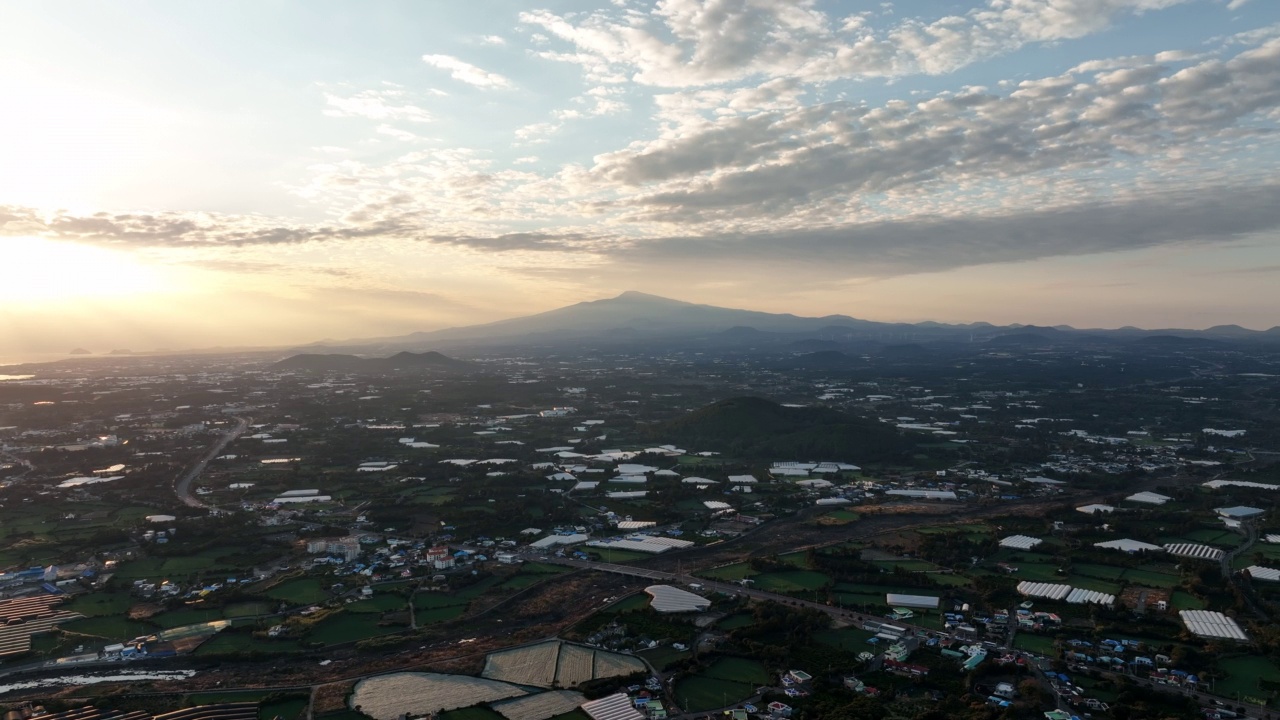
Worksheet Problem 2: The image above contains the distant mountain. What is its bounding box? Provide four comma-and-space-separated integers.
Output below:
291, 290, 1280, 354
273, 351, 471, 373
654, 396, 912, 461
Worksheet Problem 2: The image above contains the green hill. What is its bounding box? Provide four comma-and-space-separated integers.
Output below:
654, 397, 911, 461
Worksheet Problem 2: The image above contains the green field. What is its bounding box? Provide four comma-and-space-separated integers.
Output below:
267, 578, 329, 605
674, 657, 768, 712
718, 613, 756, 630
151, 607, 226, 628
815, 627, 878, 651
63, 591, 133, 617
1013, 633, 1059, 656
60, 615, 155, 641
638, 645, 691, 671
752, 570, 831, 593
1215, 655, 1280, 703
192, 630, 303, 656
346, 594, 409, 613
699, 562, 757, 581
307, 611, 405, 645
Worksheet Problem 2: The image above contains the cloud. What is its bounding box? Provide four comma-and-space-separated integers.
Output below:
421, 54, 513, 88
520, 0, 1197, 87
479, 34, 507, 46
324, 89, 433, 123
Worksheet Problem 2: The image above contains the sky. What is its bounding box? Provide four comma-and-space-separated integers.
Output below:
3, 0, 1280, 359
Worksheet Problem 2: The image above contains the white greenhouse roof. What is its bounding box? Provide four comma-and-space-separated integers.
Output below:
1180, 610, 1248, 641
615, 521, 656, 530
727, 474, 758, 483
1125, 491, 1172, 505
644, 585, 711, 613
1246, 566, 1280, 582
1016, 582, 1072, 601
529, 533, 588, 549
885, 593, 940, 609
999, 535, 1043, 550
1164, 543, 1225, 561
581, 693, 644, 720
1094, 539, 1164, 553
815, 497, 852, 506
886, 489, 957, 500
1076, 504, 1114, 514
1066, 588, 1114, 605
1204, 479, 1280, 490
703, 500, 732, 510
606, 491, 648, 499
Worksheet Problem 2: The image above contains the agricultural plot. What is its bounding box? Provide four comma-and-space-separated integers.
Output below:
815, 627, 877, 651
699, 562, 756, 581
485, 641, 558, 686
482, 641, 645, 688
267, 578, 329, 605
674, 657, 767, 712
637, 645, 690, 671
1215, 655, 1280, 703
492, 691, 585, 720
351, 673, 527, 720
592, 647, 646, 679
307, 611, 404, 645
751, 570, 831, 593
555, 644, 596, 687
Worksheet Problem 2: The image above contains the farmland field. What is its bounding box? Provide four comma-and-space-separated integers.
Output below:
674, 657, 768, 712
308, 611, 404, 645
637, 645, 690, 671
351, 673, 526, 720
482, 641, 644, 688
492, 692, 585, 720
1215, 655, 1280, 703
556, 643, 596, 687
267, 578, 329, 605
485, 641, 559, 686
752, 570, 830, 593
698, 562, 756, 581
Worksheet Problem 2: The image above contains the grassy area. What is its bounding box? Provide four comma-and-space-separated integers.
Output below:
1013, 633, 1059, 656
1169, 590, 1206, 610
192, 630, 303, 656
752, 570, 831, 593
151, 607, 226, 629
699, 562, 756, 582
718, 613, 756, 630
267, 578, 330, 605
345, 594, 408, 613
260, 696, 309, 720
63, 592, 134, 617
60, 615, 155, 641
703, 656, 770, 684
638, 645, 691, 671
602, 593, 651, 613
1215, 655, 1280, 703
815, 627, 878, 651
675, 675, 758, 712
307, 611, 405, 645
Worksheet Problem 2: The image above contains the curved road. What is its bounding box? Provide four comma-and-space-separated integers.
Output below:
175, 415, 251, 508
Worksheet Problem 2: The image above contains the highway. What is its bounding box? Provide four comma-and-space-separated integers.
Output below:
174, 415, 251, 508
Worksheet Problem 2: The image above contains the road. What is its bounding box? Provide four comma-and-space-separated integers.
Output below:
174, 415, 251, 508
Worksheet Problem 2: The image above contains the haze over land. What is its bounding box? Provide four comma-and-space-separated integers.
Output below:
3, 0, 1280, 360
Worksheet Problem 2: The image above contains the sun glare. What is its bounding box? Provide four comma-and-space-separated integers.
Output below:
0, 237, 166, 304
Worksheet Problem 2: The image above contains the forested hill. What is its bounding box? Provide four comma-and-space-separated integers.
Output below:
654, 396, 912, 462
